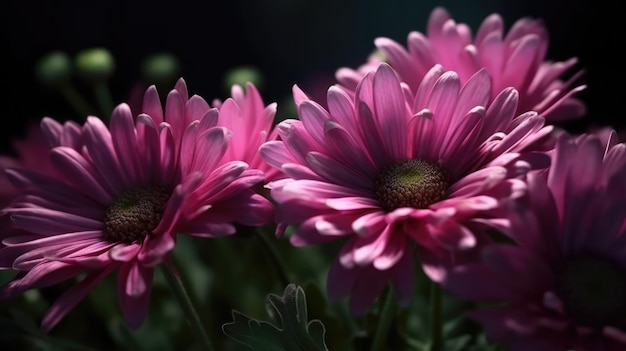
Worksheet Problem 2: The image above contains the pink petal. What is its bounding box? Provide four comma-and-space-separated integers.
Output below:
373, 63, 408, 160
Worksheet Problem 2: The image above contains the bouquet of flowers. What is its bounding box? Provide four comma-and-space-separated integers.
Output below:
0, 6, 621, 351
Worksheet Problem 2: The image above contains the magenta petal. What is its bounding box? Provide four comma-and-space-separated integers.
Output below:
327, 255, 357, 302
325, 197, 378, 211
142, 85, 164, 123
109, 243, 141, 262
481, 244, 553, 293
137, 233, 175, 267
374, 37, 420, 88
372, 63, 408, 160
125, 262, 149, 297
352, 211, 387, 236
117, 263, 153, 329
306, 152, 372, 190
429, 221, 477, 250
50, 147, 113, 203
443, 263, 512, 301
298, 100, 330, 147
373, 233, 406, 270
349, 265, 390, 315
352, 224, 393, 266
260, 141, 297, 170
388, 248, 415, 306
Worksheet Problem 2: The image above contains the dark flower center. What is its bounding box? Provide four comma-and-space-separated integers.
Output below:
374, 159, 449, 211
103, 187, 170, 244
556, 255, 626, 327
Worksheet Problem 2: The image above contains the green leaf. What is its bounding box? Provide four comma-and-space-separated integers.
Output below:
222, 284, 329, 351
444, 334, 471, 351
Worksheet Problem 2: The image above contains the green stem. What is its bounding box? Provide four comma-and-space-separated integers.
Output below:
93, 80, 114, 117
371, 286, 396, 351
429, 281, 443, 351
58, 81, 95, 118
161, 263, 215, 351
254, 227, 291, 288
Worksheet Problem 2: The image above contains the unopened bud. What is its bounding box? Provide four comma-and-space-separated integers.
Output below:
223, 65, 264, 93
75, 48, 115, 82
35, 51, 72, 87
141, 53, 181, 87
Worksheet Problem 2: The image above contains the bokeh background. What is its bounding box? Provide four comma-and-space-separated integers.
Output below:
1, 0, 623, 152
0, 0, 622, 350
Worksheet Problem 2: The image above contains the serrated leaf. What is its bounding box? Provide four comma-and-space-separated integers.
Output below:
222, 284, 329, 351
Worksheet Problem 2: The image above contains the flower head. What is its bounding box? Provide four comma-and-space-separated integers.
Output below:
260, 62, 550, 314
212, 82, 282, 181
441, 131, 626, 350
0, 120, 83, 207
336, 6, 586, 122
0, 78, 274, 332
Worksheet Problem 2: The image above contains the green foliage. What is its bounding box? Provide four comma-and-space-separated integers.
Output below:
222, 284, 329, 351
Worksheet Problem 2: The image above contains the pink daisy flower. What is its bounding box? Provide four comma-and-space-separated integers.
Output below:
336, 6, 586, 122
441, 131, 626, 350
260, 62, 551, 314
211, 82, 282, 182
0, 120, 83, 207
0, 78, 274, 332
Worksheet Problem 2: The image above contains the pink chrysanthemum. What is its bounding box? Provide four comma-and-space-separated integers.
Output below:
260, 62, 551, 314
211, 82, 282, 181
0, 121, 83, 207
442, 131, 626, 351
0, 78, 274, 332
336, 6, 586, 122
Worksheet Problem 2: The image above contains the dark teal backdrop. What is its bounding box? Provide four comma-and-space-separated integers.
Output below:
0, 0, 620, 150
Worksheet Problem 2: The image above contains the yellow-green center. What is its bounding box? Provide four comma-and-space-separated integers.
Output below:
103, 187, 170, 244
555, 255, 626, 327
374, 159, 449, 211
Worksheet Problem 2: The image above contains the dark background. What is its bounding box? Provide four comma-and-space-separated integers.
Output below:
0, 0, 622, 153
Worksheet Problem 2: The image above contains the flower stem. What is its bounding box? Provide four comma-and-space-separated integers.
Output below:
371, 286, 396, 351
93, 81, 114, 117
161, 263, 215, 351
429, 281, 443, 351
254, 227, 292, 288
58, 81, 95, 118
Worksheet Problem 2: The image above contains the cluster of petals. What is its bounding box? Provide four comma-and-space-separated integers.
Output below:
0, 121, 82, 207
441, 131, 626, 350
211, 82, 282, 181
336, 6, 586, 122
0, 78, 274, 332
260, 61, 552, 314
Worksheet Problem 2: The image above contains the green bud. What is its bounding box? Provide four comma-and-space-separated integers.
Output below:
372, 48, 386, 62
75, 48, 116, 82
223, 65, 264, 93
141, 53, 181, 87
35, 51, 72, 87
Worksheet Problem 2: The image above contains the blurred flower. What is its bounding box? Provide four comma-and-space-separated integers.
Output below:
0, 123, 51, 207
441, 131, 626, 350
0, 120, 84, 207
260, 63, 551, 314
212, 82, 282, 182
0, 78, 274, 332
336, 6, 586, 123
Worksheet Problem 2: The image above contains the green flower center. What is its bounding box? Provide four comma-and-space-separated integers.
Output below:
374, 159, 449, 211
556, 255, 626, 327
103, 187, 170, 244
